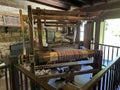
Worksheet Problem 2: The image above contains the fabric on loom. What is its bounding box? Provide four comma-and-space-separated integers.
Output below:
48, 49, 97, 63
50, 52, 58, 61
56, 49, 91, 63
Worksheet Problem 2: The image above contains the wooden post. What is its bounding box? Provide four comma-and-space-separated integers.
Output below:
9, 56, 20, 90
19, 9, 26, 56
94, 20, 101, 50
93, 50, 102, 76
84, 21, 94, 49
75, 22, 81, 42
36, 7, 43, 51
28, 5, 35, 90
28, 5, 34, 55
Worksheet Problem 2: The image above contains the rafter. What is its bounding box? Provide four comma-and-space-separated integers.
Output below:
28, 0, 70, 10
77, 0, 93, 5
80, 0, 120, 12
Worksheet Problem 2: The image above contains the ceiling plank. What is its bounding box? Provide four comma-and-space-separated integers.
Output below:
57, 0, 82, 7
0, 0, 25, 9
80, 0, 120, 12
77, 0, 93, 5
28, 0, 70, 10
101, 8, 120, 19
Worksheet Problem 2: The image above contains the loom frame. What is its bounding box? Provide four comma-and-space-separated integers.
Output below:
19, 5, 102, 90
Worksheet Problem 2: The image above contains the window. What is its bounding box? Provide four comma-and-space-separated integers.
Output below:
104, 19, 120, 46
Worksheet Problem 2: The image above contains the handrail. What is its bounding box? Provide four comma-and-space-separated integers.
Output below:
99, 43, 120, 48
80, 56, 120, 90
91, 43, 120, 66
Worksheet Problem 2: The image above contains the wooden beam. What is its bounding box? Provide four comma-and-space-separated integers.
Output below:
41, 21, 78, 24
33, 15, 96, 21
60, 0, 83, 7
101, 8, 120, 19
0, 0, 25, 9
84, 21, 94, 49
75, 23, 81, 42
0, 11, 19, 16
19, 9, 27, 55
28, 5, 34, 55
94, 20, 101, 50
38, 69, 99, 80
32, 9, 80, 16
44, 24, 77, 27
32, 8, 102, 17
0, 25, 21, 28
28, 0, 70, 10
80, 0, 120, 12
77, 0, 93, 5
36, 7, 43, 51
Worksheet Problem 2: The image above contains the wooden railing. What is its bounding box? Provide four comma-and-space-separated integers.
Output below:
80, 56, 120, 90
4, 56, 120, 90
91, 43, 120, 66
8, 56, 57, 90
0, 63, 9, 90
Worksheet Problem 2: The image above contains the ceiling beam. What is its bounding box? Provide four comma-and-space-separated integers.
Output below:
101, 8, 120, 19
80, 0, 120, 12
0, 0, 25, 9
77, 0, 93, 5
28, 0, 70, 10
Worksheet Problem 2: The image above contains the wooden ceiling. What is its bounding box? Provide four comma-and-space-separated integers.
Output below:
28, 0, 108, 10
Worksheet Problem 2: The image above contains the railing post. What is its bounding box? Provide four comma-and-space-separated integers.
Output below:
93, 50, 102, 75
9, 56, 20, 90
5, 67, 8, 90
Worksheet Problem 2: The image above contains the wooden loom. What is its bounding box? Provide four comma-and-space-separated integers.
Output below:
19, 5, 102, 90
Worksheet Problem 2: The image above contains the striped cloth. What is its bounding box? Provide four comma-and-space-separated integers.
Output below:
48, 44, 99, 63
54, 49, 95, 63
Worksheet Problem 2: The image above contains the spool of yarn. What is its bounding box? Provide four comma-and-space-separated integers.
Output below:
55, 31, 61, 38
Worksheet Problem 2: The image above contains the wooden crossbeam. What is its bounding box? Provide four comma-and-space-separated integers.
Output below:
43, 20, 78, 27
44, 24, 78, 27
33, 15, 96, 21
38, 69, 99, 80
0, 25, 21, 27
34, 61, 93, 69
40, 21, 78, 24
32, 9, 80, 16
32, 8, 102, 17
